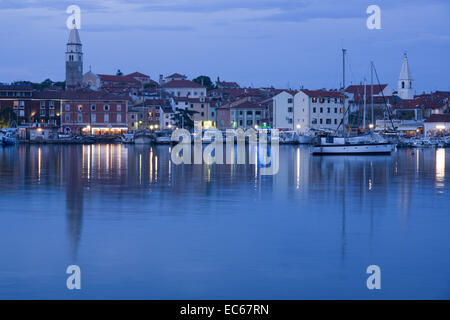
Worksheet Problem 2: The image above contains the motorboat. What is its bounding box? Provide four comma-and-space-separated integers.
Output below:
311, 135, 396, 155
154, 131, 173, 145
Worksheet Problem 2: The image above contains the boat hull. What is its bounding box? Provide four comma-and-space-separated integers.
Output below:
312, 143, 395, 155
134, 136, 152, 144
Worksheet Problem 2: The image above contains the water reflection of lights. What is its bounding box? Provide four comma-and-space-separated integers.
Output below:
436, 148, 445, 189
139, 154, 142, 184
38, 147, 42, 183
296, 147, 300, 189
149, 149, 153, 184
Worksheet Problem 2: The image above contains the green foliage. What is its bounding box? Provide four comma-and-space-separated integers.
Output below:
13, 79, 65, 90
171, 108, 199, 130
144, 82, 157, 89
116, 69, 123, 76
192, 76, 216, 91
0, 107, 16, 128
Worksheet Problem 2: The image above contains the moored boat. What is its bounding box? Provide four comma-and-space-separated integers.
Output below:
133, 130, 153, 144
311, 136, 395, 155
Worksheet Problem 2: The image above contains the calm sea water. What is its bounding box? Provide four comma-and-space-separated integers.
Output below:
0, 144, 449, 299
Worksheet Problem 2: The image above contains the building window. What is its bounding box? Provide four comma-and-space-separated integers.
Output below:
40, 101, 45, 108
288, 98, 293, 103
319, 98, 324, 103
65, 115, 70, 122
201, 104, 204, 108
334, 119, 337, 124
78, 114, 82, 122
320, 108, 323, 113
312, 97, 317, 103
117, 104, 122, 111
326, 119, 331, 124
313, 107, 316, 113
104, 114, 109, 123
77, 105, 83, 112
65, 104, 70, 111
334, 108, 338, 113
40, 110, 46, 116
131, 114, 135, 120
49, 110, 55, 117
288, 107, 293, 113
91, 114, 96, 123
320, 119, 323, 124
49, 101, 54, 108
190, 104, 194, 108
327, 108, 330, 113
117, 114, 122, 123
91, 105, 96, 111
19, 101, 25, 108
201, 112, 204, 116
402, 81, 405, 89
312, 118, 317, 124
194, 91, 198, 96
103, 105, 110, 111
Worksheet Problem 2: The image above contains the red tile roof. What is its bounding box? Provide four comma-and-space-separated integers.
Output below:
166, 73, 187, 79
301, 89, 344, 98
162, 80, 204, 88
230, 100, 264, 109
424, 114, 450, 123
98, 74, 140, 83
126, 72, 150, 78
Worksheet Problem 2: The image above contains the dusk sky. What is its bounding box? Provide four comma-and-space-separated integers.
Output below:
1, 0, 449, 92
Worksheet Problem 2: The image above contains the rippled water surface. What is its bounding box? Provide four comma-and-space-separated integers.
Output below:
0, 144, 449, 299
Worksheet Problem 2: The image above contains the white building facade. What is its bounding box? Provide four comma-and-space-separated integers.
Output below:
272, 91, 295, 130
294, 89, 348, 133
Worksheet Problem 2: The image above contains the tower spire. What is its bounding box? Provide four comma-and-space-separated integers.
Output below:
65, 28, 83, 90
398, 52, 413, 100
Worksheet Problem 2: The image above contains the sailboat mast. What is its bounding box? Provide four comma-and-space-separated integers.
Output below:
363, 79, 366, 131
342, 48, 346, 135
370, 61, 374, 131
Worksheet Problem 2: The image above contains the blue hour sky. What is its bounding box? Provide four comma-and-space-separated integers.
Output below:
1, 0, 449, 93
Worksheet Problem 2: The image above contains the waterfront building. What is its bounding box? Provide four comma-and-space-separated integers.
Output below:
229, 99, 266, 129
159, 106, 175, 130
398, 53, 414, 100
424, 114, 450, 136
294, 89, 347, 133
128, 99, 170, 131
60, 90, 128, 135
393, 91, 450, 120
162, 76, 207, 98
0, 85, 61, 127
172, 97, 214, 128
65, 28, 83, 90
271, 90, 297, 130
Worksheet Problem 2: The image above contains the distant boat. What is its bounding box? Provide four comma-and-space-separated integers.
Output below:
154, 131, 173, 145
312, 136, 395, 155
134, 130, 152, 145
121, 133, 134, 144
1, 130, 17, 146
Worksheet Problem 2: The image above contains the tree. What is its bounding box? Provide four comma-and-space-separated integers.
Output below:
116, 69, 123, 76
171, 108, 199, 130
144, 82, 157, 89
192, 76, 216, 91
0, 107, 16, 128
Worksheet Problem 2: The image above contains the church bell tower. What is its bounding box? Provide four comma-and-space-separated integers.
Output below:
65, 28, 83, 90
398, 53, 414, 100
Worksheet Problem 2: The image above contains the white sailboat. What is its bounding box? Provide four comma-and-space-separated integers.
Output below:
312, 50, 396, 155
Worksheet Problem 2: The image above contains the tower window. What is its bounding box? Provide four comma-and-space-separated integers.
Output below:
402, 81, 405, 89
